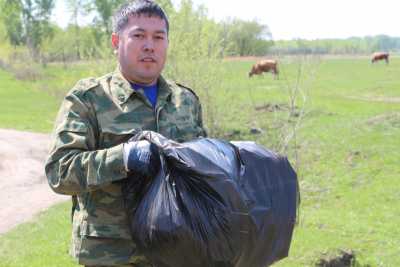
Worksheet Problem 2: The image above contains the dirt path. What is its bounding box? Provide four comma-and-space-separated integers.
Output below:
0, 128, 68, 234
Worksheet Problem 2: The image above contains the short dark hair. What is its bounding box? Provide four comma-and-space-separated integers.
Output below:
112, 0, 169, 34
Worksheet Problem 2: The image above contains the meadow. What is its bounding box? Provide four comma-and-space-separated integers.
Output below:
0, 55, 399, 267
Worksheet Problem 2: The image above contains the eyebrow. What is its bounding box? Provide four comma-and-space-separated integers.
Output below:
129, 27, 167, 35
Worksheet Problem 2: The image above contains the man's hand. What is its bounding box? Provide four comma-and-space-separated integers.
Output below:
123, 140, 161, 178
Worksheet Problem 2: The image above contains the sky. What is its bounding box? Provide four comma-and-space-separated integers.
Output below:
53, 0, 400, 40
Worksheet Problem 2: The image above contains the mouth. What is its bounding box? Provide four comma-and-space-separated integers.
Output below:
140, 57, 156, 63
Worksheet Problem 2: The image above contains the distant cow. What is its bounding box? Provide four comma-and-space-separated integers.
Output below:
249, 59, 279, 78
371, 52, 389, 64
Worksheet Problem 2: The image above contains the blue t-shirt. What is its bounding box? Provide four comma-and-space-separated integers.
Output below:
130, 82, 158, 108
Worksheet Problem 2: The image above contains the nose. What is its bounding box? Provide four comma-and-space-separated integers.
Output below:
143, 38, 154, 52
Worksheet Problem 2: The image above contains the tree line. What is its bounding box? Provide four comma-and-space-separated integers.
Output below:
270, 35, 400, 55
0, 0, 273, 63
1, 0, 399, 65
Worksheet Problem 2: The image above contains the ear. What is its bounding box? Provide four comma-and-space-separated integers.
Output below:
111, 33, 119, 50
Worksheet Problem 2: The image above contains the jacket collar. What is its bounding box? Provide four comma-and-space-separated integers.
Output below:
110, 67, 172, 107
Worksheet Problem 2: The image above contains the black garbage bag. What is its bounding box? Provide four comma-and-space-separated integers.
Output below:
230, 141, 299, 267
122, 131, 299, 267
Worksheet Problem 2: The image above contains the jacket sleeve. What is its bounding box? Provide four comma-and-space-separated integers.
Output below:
45, 87, 128, 196
195, 99, 207, 138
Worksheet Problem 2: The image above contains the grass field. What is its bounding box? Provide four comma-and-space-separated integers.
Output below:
0, 55, 399, 266
0, 69, 59, 132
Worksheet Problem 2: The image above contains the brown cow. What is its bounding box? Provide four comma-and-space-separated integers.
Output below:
371, 52, 389, 64
249, 59, 279, 79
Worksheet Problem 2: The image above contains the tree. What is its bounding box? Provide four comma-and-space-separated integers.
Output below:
164, 0, 228, 136
91, 0, 125, 35
0, 0, 24, 47
220, 18, 273, 56
23, 0, 55, 59
0, 0, 55, 60
66, 0, 91, 59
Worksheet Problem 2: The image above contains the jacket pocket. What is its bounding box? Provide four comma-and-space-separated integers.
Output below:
100, 126, 139, 148
80, 221, 131, 239
75, 222, 138, 266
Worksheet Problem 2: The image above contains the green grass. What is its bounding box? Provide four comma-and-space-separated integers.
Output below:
0, 58, 116, 132
0, 202, 78, 267
1, 56, 399, 266
0, 69, 59, 132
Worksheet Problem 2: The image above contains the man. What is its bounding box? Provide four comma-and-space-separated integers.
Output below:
45, 1, 206, 266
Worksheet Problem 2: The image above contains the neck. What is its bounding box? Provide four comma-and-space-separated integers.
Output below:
127, 77, 157, 86
130, 79, 157, 87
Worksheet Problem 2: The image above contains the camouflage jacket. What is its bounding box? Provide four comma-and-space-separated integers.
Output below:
45, 69, 206, 266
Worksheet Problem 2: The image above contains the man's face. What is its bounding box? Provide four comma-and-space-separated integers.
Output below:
112, 15, 168, 85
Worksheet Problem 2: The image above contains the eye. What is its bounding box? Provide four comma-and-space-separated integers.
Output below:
132, 33, 144, 39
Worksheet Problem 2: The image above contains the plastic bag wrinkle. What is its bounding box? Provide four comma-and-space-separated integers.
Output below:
122, 131, 299, 267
